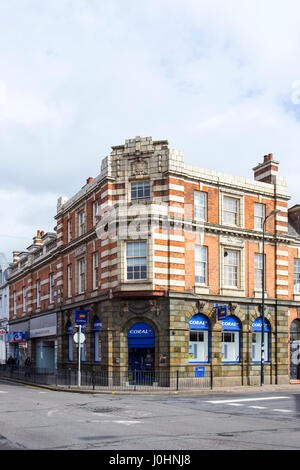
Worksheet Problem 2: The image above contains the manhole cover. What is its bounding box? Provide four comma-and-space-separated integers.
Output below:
92, 407, 120, 413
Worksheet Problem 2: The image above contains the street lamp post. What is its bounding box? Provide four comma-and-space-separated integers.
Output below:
261, 209, 280, 386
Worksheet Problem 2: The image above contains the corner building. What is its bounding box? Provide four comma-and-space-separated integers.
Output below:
8, 137, 300, 386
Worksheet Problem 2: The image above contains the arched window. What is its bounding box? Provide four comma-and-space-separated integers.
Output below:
189, 314, 210, 363
252, 318, 270, 362
221, 316, 241, 363
93, 317, 102, 363
67, 321, 73, 362
290, 319, 300, 380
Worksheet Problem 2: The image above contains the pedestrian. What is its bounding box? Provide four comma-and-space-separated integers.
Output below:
25, 356, 31, 378
7, 355, 15, 374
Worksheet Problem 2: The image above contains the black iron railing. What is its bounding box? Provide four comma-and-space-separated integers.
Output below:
0, 364, 212, 391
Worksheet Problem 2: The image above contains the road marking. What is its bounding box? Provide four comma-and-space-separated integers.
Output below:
272, 409, 292, 413
205, 396, 289, 404
249, 406, 267, 409
47, 410, 59, 417
0, 391, 8, 394
228, 403, 244, 407
112, 420, 143, 426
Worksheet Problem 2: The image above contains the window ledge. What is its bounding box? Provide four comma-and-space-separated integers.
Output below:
194, 285, 210, 295
220, 287, 245, 297
254, 290, 268, 299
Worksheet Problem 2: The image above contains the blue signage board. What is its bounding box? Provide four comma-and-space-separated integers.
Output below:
189, 314, 210, 330
128, 323, 154, 338
93, 318, 102, 331
128, 323, 155, 349
195, 366, 205, 377
222, 316, 241, 331
216, 304, 228, 321
75, 309, 89, 325
8, 331, 28, 343
252, 318, 270, 332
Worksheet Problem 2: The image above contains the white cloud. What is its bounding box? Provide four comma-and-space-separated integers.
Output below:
0, 81, 6, 105
0, 0, 300, 260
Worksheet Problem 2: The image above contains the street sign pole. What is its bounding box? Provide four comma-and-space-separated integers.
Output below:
78, 324, 81, 388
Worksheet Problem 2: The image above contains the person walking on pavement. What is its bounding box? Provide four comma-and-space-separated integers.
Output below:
7, 355, 15, 374
25, 356, 31, 378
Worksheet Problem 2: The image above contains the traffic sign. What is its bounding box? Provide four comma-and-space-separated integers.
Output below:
75, 309, 89, 325
73, 332, 85, 344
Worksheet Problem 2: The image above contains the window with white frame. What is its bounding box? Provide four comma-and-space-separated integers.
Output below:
78, 259, 86, 293
254, 203, 265, 230
67, 264, 72, 297
67, 219, 72, 242
131, 181, 150, 202
223, 196, 239, 226
36, 280, 41, 308
93, 252, 99, 289
49, 273, 54, 303
13, 291, 17, 316
93, 201, 99, 226
67, 322, 73, 362
93, 317, 102, 363
294, 259, 300, 294
78, 211, 86, 236
221, 317, 241, 363
126, 241, 147, 280
224, 250, 239, 288
22, 286, 26, 312
255, 253, 265, 290
222, 332, 240, 362
194, 191, 207, 221
252, 318, 270, 362
195, 245, 207, 284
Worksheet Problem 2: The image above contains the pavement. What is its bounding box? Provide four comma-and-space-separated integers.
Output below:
2, 375, 300, 396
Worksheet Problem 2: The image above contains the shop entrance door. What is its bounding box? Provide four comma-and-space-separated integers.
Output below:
290, 320, 300, 380
127, 322, 155, 384
128, 348, 155, 383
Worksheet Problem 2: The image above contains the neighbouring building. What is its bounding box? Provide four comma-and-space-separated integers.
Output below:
6, 137, 300, 386
0, 254, 9, 364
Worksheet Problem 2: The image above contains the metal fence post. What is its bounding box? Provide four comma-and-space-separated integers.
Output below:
176, 370, 179, 391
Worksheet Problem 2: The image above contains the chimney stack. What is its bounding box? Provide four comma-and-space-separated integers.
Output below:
253, 153, 279, 184
13, 251, 20, 263
33, 230, 44, 246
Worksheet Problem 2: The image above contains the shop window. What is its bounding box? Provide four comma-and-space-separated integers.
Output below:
188, 314, 209, 363
93, 317, 102, 363
252, 318, 270, 362
67, 321, 73, 362
221, 316, 241, 363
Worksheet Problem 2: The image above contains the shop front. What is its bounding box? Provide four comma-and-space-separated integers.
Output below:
30, 313, 57, 372
128, 322, 155, 383
7, 331, 29, 367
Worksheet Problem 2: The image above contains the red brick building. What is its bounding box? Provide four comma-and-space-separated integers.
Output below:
7, 137, 300, 386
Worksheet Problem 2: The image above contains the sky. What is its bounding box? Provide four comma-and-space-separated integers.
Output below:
0, 0, 300, 263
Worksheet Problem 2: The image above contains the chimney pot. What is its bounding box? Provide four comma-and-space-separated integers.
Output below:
86, 177, 93, 184
13, 251, 20, 263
